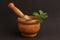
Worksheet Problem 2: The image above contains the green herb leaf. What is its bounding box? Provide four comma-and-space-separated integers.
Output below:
39, 10, 44, 14
33, 10, 48, 23
39, 10, 48, 19
36, 16, 43, 23
33, 11, 43, 23
33, 12, 40, 17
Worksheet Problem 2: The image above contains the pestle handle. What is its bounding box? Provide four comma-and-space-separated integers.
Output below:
8, 2, 24, 17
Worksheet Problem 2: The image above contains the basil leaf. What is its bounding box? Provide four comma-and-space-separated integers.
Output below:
33, 10, 48, 23
37, 16, 43, 23
39, 10, 48, 19
39, 10, 44, 14
33, 12, 40, 17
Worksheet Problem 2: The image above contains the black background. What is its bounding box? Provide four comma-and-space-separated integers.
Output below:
0, 0, 60, 40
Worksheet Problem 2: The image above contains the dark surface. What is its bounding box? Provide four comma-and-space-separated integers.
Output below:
0, 0, 60, 40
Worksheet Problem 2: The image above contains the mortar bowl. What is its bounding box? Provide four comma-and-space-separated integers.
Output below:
17, 16, 40, 37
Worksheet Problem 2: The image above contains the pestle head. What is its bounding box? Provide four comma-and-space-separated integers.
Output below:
23, 15, 31, 20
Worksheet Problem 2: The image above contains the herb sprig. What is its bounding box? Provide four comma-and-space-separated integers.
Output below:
33, 10, 48, 23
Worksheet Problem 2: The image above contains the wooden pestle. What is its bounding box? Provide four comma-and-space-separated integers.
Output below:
8, 2, 30, 19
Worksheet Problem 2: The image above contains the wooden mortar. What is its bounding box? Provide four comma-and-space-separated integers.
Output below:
17, 16, 40, 37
